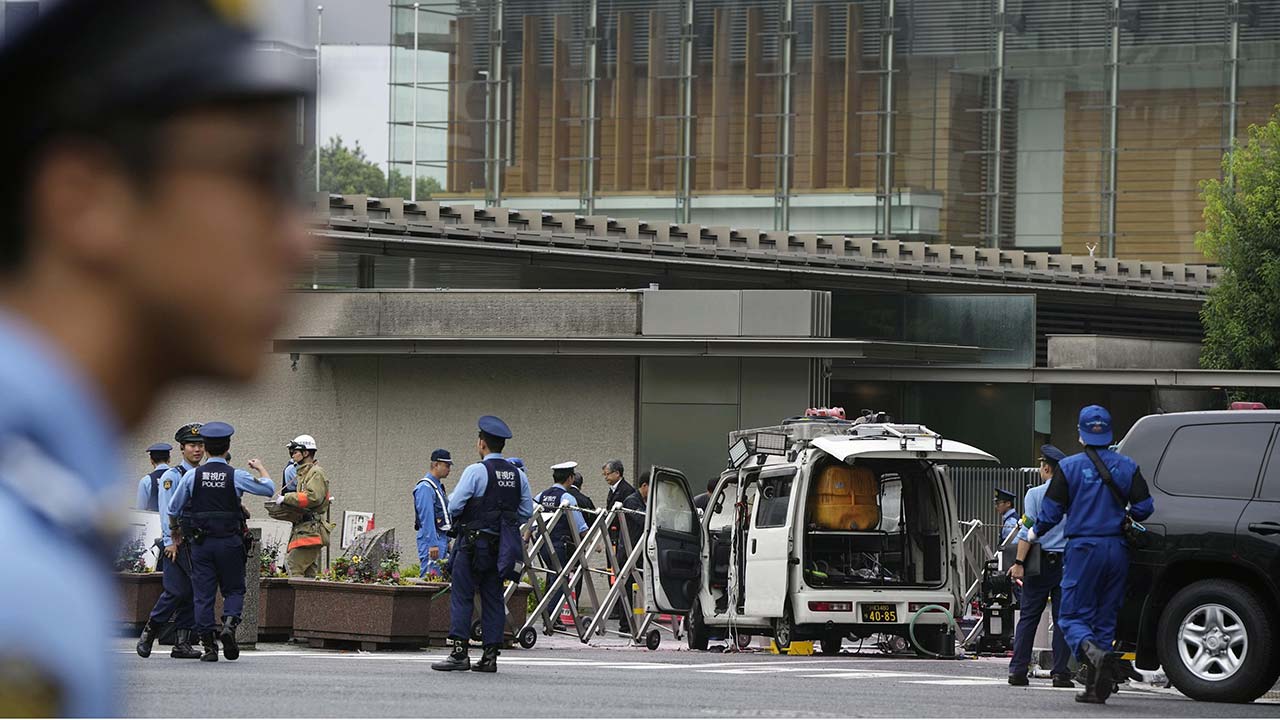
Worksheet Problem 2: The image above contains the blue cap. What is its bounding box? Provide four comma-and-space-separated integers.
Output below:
147, 442, 172, 454
477, 415, 513, 439
994, 488, 1017, 503
508, 457, 525, 470
431, 449, 453, 464
1078, 405, 1113, 446
1039, 444, 1066, 464
199, 421, 235, 439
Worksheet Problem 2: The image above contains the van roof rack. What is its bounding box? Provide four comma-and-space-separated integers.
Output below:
728, 416, 944, 457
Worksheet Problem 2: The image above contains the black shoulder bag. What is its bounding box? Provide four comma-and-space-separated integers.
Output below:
1083, 448, 1141, 546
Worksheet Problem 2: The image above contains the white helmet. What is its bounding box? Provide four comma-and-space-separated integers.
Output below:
287, 434, 318, 451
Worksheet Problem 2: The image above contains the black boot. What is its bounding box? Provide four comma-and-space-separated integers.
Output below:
199, 632, 219, 662
431, 639, 471, 671
136, 620, 157, 658
220, 617, 240, 661
472, 644, 499, 673
170, 629, 202, 659
1074, 640, 1113, 704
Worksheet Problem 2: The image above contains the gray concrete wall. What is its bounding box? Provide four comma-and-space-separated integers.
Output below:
1047, 335, 1202, 370
129, 354, 636, 562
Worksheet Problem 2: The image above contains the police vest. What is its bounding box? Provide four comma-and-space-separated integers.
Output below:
143, 467, 167, 512
536, 485, 571, 540
184, 462, 243, 537
455, 458, 522, 534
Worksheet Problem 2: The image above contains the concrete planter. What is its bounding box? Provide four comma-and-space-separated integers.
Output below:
259, 577, 295, 640
428, 581, 534, 644
117, 572, 164, 632
290, 579, 451, 650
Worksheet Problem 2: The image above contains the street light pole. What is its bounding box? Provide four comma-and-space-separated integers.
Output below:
412, 3, 420, 202
315, 5, 324, 193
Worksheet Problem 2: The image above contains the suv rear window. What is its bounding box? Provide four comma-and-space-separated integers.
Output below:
1155, 423, 1273, 499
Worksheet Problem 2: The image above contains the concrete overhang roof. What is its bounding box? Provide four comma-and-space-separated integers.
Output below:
274, 336, 984, 362
833, 366, 1280, 388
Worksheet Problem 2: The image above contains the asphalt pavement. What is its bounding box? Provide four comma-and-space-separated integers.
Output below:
118, 635, 1279, 717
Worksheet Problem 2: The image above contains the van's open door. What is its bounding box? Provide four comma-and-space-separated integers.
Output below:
643, 466, 700, 615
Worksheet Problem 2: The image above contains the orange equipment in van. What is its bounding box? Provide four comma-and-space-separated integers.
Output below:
811, 464, 880, 530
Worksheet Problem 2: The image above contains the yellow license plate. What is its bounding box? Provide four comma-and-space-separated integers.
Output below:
861, 603, 898, 623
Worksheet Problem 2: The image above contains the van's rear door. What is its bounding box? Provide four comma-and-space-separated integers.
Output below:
811, 436, 999, 464
643, 466, 700, 614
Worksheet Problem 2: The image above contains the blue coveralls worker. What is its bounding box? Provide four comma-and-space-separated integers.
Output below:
535, 461, 590, 629
432, 416, 534, 673
136, 424, 207, 660
1008, 444, 1073, 688
136, 443, 173, 511
168, 422, 275, 662
1032, 405, 1155, 704
414, 448, 454, 577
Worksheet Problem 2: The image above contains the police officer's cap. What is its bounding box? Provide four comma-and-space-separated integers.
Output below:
430, 449, 453, 464
994, 488, 1017, 503
551, 461, 578, 471
146, 442, 173, 454
508, 457, 525, 470
175, 422, 204, 444
1039, 444, 1066, 464
477, 415, 513, 439
199, 421, 235, 439
0, 1, 312, 144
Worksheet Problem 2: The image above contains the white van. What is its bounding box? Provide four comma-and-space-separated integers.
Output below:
641, 417, 998, 655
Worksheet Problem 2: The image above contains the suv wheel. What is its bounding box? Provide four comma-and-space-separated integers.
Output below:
1157, 579, 1278, 703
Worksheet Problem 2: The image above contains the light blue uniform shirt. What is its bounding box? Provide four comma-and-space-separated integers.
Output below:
0, 311, 121, 716
155, 461, 196, 546
1000, 507, 1019, 545
282, 460, 298, 493
168, 456, 275, 515
136, 463, 168, 510
414, 473, 450, 574
1016, 483, 1067, 553
447, 453, 535, 522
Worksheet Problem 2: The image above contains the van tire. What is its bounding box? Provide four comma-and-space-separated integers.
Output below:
1157, 579, 1277, 703
774, 605, 797, 651
686, 599, 710, 651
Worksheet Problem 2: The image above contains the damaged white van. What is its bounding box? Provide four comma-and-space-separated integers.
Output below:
641, 413, 998, 655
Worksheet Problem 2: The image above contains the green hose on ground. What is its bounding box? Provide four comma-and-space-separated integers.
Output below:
907, 603, 960, 659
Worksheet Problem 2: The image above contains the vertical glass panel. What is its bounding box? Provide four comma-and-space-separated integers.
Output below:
1115, 0, 1226, 263
1004, 0, 1110, 252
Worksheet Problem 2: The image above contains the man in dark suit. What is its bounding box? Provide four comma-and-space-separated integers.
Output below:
602, 460, 643, 632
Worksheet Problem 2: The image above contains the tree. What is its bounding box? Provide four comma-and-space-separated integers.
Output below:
300, 136, 445, 200
1197, 107, 1280, 407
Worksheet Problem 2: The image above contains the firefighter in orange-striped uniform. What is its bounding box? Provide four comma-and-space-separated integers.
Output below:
268, 435, 332, 577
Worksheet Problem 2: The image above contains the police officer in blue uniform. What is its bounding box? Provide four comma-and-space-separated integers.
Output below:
0, 0, 309, 710
535, 461, 590, 629
1008, 444, 1073, 688
995, 487, 1019, 546
432, 416, 534, 673
137, 443, 173, 511
414, 448, 454, 577
1031, 405, 1155, 704
168, 422, 275, 662
136, 423, 207, 659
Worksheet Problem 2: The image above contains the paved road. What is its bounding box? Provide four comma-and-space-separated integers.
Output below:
118, 637, 1277, 717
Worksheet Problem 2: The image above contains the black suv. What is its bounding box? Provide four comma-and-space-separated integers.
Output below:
1115, 410, 1280, 703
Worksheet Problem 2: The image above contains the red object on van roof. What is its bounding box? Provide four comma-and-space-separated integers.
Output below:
1229, 401, 1267, 410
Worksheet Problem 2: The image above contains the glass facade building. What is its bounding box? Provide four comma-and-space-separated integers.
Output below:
389, 0, 1280, 261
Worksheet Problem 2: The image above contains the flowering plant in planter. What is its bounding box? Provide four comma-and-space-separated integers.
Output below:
115, 536, 150, 573
323, 541, 405, 585
259, 539, 286, 578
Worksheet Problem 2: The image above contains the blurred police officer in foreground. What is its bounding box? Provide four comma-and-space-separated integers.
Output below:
1031, 405, 1155, 704
136, 442, 172, 511
1007, 444, 1073, 688
168, 422, 275, 661
535, 461, 589, 630
0, 0, 308, 710
432, 416, 534, 673
414, 448, 454, 577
